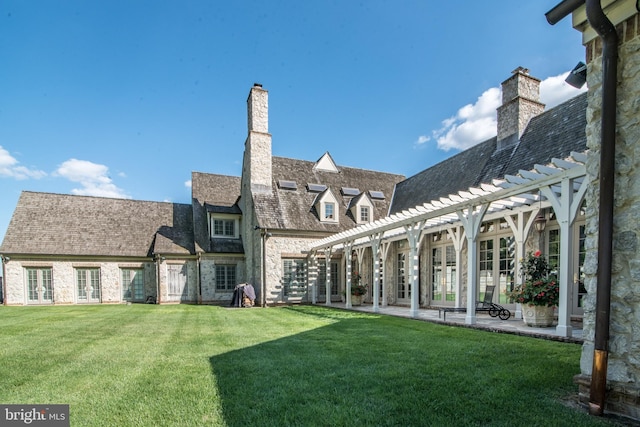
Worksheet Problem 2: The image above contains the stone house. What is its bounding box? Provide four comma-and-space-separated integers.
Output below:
0, 83, 403, 307
1, 0, 638, 421
0, 71, 587, 312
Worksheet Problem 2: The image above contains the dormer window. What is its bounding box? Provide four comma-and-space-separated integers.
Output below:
313, 188, 339, 223
325, 203, 335, 220
360, 206, 370, 222
210, 214, 240, 238
349, 192, 374, 224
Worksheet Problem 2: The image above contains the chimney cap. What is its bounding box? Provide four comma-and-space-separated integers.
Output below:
253, 83, 263, 88
512, 66, 530, 75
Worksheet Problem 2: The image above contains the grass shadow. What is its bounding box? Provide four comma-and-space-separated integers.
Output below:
209, 307, 614, 427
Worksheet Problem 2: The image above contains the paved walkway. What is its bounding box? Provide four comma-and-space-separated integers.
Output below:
327, 302, 584, 344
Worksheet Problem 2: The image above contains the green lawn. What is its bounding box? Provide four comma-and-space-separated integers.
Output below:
0, 304, 620, 426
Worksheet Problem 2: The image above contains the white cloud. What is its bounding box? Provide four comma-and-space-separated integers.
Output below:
540, 71, 587, 109
0, 146, 47, 180
430, 87, 501, 151
414, 135, 430, 146
55, 158, 130, 199
184, 180, 192, 188
419, 71, 588, 153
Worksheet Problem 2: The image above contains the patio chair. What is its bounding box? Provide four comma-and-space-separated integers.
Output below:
438, 284, 511, 320
475, 285, 511, 320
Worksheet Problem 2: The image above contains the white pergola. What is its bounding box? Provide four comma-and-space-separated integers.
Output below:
310, 151, 588, 337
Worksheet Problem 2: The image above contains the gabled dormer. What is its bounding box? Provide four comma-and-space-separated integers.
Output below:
313, 188, 339, 223
348, 192, 374, 224
313, 152, 339, 173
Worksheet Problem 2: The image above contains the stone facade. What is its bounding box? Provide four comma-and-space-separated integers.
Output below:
577, 9, 640, 421
2, 259, 162, 305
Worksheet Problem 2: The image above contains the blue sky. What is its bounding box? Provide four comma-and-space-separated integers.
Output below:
0, 1, 587, 247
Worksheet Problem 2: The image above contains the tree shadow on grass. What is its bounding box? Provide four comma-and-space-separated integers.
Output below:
209, 307, 603, 427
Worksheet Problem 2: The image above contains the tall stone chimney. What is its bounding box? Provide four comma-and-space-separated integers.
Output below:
496, 67, 545, 149
243, 83, 272, 193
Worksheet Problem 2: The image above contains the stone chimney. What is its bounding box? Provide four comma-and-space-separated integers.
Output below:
496, 67, 545, 149
243, 83, 272, 193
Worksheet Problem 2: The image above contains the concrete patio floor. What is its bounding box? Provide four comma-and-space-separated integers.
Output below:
325, 302, 584, 344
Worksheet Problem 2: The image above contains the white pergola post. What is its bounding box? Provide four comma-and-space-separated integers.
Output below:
504, 209, 539, 319
458, 204, 489, 325
446, 226, 465, 308
325, 246, 333, 306
405, 221, 426, 318
309, 251, 318, 304
345, 241, 354, 308
541, 176, 587, 337
355, 246, 366, 289
369, 233, 383, 313
380, 241, 391, 307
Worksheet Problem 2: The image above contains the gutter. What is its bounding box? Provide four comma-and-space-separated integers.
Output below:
545, 0, 618, 417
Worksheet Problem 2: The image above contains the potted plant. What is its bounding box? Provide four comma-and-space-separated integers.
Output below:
508, 250, 559, 327
347, 274, 367, 306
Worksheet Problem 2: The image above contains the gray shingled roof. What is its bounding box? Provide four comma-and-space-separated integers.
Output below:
390, 92, 587, 214
191, 172, 242, 253
0, 191, 194, 257
253, 156, 405, 232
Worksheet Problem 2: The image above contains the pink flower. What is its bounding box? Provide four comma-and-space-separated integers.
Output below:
534, 250, 542, 257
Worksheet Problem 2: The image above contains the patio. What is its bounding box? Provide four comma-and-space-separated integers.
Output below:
329, 302, 584, 343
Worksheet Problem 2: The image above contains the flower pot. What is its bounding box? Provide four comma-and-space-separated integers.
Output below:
351, 294, 363, 306
522, 304, 555, 327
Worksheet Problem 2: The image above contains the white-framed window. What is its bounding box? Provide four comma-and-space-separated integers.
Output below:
431, 242, 456, 305
121, 268, 144, 302
315, 190, 339, 223
209, 214, 240, 238
478, 219, 515, 305
350, 195, 374, 224
325, 203, 335, 220
318, 260, 339, 298
397, 252, 410, 300
77, 268, 101, 303
215, 264, 237, 292
283, 259, 306, 297
360, 206, 370, 223
546, 208, 587, 315
26, 267, 53, 304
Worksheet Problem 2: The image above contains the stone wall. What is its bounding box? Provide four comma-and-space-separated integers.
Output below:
578, 11, 640, 421
3, 259, 159, 305
200, 255, 246, 303
263, 234, 318, 304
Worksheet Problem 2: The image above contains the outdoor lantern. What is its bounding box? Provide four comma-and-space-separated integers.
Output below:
534, 212, 547, 232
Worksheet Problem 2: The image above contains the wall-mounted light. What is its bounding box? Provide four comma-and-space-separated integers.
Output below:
565, 61, 587, 89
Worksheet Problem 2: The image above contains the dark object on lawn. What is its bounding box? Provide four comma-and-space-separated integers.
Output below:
230, 284, 256, 308
146, 296, 156, 304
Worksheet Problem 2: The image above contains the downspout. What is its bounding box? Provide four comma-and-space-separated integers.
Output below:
197, 253, 202, 304
261, 228, 268, 307
1, 255, 7, 306
585, 0, 618, 416
155, 254, 162, 304
546, 0, 618, 416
